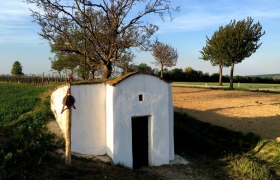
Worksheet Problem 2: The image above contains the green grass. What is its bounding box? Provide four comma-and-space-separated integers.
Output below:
0, 83, 54, 126
227, 155, 272, 180
226, 140, 280, 180
173, 82, 280, 89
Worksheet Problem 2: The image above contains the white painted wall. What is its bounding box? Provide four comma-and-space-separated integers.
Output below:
109, 74, 173, 168
71, 84, 107, 155
168, 84, 175, 160
106, 85, 114, 157
50, 85, 69, 135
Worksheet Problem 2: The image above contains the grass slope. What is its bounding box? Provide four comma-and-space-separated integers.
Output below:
0, 83, 51, 125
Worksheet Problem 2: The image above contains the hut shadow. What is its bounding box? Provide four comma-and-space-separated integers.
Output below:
174, 105, 280, 140
173, 110, 270, 158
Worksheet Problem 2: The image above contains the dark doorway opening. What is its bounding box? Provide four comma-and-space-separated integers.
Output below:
132, 116, 149, 169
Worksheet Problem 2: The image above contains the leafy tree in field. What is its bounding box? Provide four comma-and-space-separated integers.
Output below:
11, 61, 24, 76
26, 0, 179, 79
152, 41, 178, 79
200, 46, 231, 86
200, 17, 265, 88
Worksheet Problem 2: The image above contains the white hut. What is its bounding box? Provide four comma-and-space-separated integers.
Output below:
51, 73, 174, 169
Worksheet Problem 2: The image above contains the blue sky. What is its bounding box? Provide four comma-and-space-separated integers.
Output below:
0, 0, 280, 76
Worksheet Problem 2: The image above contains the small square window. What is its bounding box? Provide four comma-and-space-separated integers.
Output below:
139, 94, 143, 101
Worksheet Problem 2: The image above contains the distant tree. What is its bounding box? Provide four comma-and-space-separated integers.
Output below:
11, 61, 24, 76
184, 67, 203, 82
136, 63, 153, 74
152, 41, 178, 79
51, 59, 64, 78
184, 67, 193, 74
200, 17, 265, 88
115, 50, 135, 75
26, 0, 179, 79
170, 68, 184, 81
77, 65, 90, 80
51, 53, 80, 77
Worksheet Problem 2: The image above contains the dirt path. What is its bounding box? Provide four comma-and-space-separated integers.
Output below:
173, 87, 280, 139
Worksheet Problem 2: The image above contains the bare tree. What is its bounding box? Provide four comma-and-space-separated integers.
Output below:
25, 0, 179, 79
152, 41, 178, 79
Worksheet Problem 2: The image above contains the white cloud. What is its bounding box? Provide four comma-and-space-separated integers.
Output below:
0, 1, 33, 21
0, 1, 39, 44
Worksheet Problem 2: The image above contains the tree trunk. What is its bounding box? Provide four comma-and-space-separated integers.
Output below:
219, 64, 223, 86
102, 61, 112, 79
160, 64, 164, 79
229, 63, 235, 89
90, 69, 96, 79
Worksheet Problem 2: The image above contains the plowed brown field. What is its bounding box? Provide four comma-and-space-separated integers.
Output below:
173, 87, 280, 139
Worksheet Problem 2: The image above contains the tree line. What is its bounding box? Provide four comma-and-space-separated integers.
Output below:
3, 61, 66, 85
4, 62, 279, 85
0, 74, 66, 86
161, 67, 280, 84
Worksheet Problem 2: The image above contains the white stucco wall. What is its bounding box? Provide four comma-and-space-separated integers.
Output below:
109, 74, 173, 168
71, 84, 106, 155
106, 85, 114, 157
50, 85, 69, 135
168, 84, 175, 160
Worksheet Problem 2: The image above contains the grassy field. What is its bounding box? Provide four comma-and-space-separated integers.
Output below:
1, 83, 279, 179
0, 83, 59, 178
173, 82, 280, 89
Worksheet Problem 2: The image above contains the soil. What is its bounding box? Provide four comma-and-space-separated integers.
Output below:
173, 87, 280, 140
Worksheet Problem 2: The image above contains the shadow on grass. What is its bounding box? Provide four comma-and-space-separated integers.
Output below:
174, 111, 261, 158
